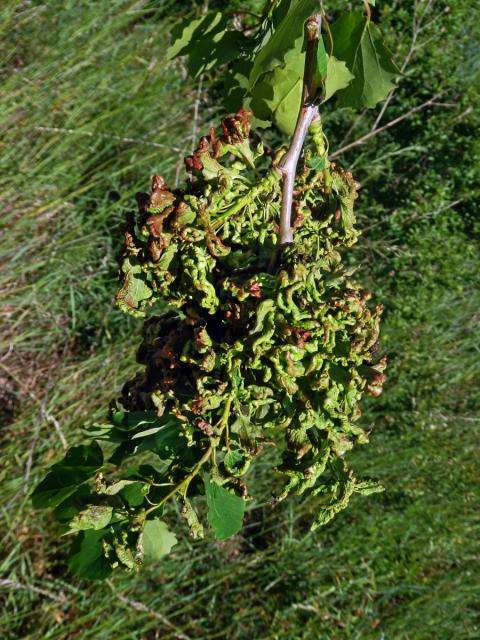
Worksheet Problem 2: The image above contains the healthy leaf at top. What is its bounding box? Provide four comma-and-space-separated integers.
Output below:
331, 11, 399, 109
250, 46, 304, 135
314, 31, 328, 87
166, 11, 247, 78
204, 474, 245, 540
142, 519, 178, 560
248, 0, 321, 90
323, 56, 354, 102
32, 442, 103, 509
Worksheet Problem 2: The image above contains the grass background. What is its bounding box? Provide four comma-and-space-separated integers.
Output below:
0, 0, 479, 638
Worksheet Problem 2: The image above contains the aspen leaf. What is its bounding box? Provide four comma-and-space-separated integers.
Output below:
204, 474, 245, 540
142, 519, 178, 560
248, 0, 321, 89
32, 442, 103, 509
68, 530, 112, 580
323, 57, 354, 102
331, 12, 399, 109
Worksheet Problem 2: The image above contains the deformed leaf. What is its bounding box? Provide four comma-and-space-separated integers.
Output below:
116, 257, 153, 317
32, 442, 103, 509
204, 473, 245, 540
181, 498, 204, 540
355, 479, 384, 496
224, 450, 244, 470
142, 519, 177, 560
331, 12, 399, 109
68, 529, 112, 580
69, 505, 113, 532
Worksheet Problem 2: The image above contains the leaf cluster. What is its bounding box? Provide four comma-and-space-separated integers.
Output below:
167, 0, 399, 134
32, 110, 386, 578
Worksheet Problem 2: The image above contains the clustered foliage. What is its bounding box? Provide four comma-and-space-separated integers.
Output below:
32, 110, 386, 578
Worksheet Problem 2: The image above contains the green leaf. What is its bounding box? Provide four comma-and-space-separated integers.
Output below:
142, 519, 177, 560
135, 417, 186, 460
248, 0, 321, 90
204, 474, 245, 540
32, 442, 103, 509
166, 11, 247, 78
180, 498, 204, 540
69, 505, 113, 532
68, 530, 112, 580
314, 32, 328, 86
331, 12, 399, 109
355, 479, 384, 496
323, 56, 354, 102
224, 450, 244, 470
166, 12, 220, 60
224, 58, 253, 112
120, 481, 148, 507
250, 46, 304, 135
112, 410, 159, 430
307, 156, 327, 171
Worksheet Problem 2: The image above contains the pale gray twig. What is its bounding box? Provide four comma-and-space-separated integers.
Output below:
106, 580, 192, 640
0, 578, 67, 603
191, 74, 204, 155
24, 416, 41, 493
329, 96, 452, 159
34, 126, 181, 152
371, 0, 435, 131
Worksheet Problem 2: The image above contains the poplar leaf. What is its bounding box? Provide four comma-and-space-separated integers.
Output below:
142, 519, 177, 560
166, 12, 223, 60
314, 32, 328, 85
250, 46, 304, 135
248, 0, 321, 89
68, 530, 112, 580
331, 12, 399, 109
323, 57, 354, 102
204, 474, 245, 540
32, 442, 103, 509
120, 481, 148, 507
112, 410, 159, 430
166, 11, 247, 78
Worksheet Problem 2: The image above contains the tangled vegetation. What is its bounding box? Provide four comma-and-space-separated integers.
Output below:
32, 109, 386, 578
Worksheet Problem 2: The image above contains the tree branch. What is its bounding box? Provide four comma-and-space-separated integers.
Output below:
277, 15, 321, 245
329, 95, 450, 160
371, 0, 434, 131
